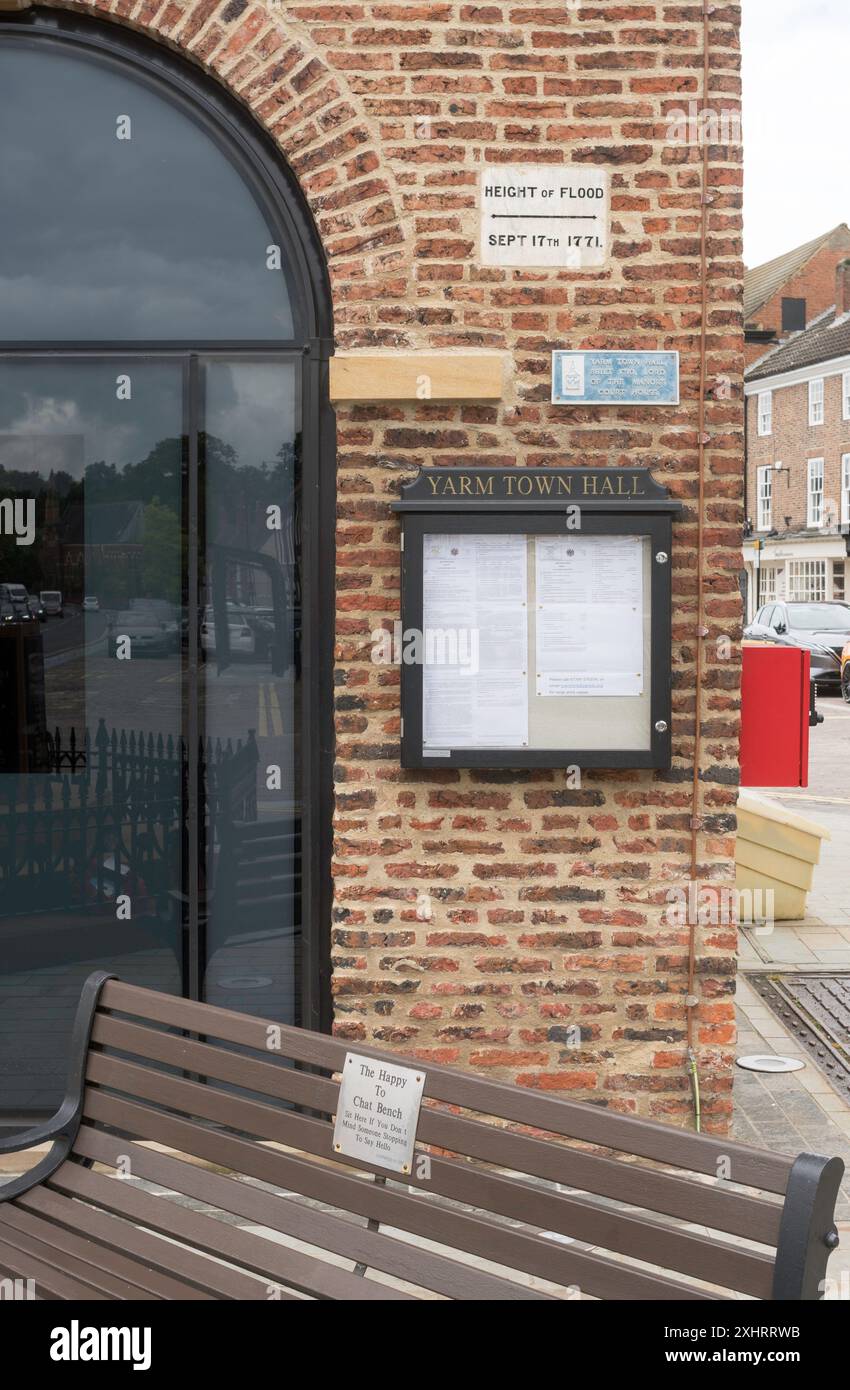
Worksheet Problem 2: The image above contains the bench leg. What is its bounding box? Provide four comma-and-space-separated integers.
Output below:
772, 1152, 844, 1300
353, 1175, 386, 1278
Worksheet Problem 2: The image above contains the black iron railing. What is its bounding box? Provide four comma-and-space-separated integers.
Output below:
0, 721, 259, 916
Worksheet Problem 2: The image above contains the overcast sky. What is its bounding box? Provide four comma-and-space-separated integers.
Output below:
743, 0, 849, 268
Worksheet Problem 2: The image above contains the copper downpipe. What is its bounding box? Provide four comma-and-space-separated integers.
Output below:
686, 5, 716, 1127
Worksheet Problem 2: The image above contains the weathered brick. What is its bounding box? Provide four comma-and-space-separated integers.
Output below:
94, 0, 744, 1129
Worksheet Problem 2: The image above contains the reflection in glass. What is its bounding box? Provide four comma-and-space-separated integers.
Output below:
0, 361, 184, 1115
201, 362, 301, 1026
0, 43, 295, 341
0, 35, 310, 1121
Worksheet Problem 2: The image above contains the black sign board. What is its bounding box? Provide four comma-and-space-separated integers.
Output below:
392, 467, 682, 770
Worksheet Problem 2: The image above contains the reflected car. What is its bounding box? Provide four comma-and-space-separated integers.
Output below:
2, 581, 29, 605
27, 594, 46, 622
109, 609, 171, 657
200, 604, 265, 658
39, 589, 63, 618
82, 595, 100, 612
743, 600, 850, 689
129, 598, 179, 650
0, 584, 35, 624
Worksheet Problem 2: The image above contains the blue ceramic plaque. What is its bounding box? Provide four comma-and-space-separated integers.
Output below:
552, 350, 679, 406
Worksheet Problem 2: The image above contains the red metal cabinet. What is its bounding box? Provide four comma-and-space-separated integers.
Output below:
740, 643, 810, 788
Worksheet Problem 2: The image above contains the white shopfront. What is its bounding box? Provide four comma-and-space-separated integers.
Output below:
742, 534, 849, 620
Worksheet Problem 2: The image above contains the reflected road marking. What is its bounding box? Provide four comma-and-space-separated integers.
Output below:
257, 683, 283, 738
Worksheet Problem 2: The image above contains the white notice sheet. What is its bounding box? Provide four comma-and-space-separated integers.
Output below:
534, 535, 644, 697
422, 535, 528, 749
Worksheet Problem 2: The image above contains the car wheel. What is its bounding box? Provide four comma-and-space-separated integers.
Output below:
842, 668, 850, 705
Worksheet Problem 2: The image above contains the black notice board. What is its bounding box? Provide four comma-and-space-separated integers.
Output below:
392, 467, 683, 770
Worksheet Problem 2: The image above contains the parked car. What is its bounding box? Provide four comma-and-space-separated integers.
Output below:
2, 582, 29, 606
200, 603, 275, 660
82, 595, 100, 612
0, 584, 35, 624
129, 598, 179, 649
109, 609, 171, 658
39, 589, 63, 618
200, 604, 255, 657
841, 639, 850, 703
27, 594, 46, 622
744, 600, 850, 689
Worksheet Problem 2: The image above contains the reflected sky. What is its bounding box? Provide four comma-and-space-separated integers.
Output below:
0, 360, 299, 483
204, 361, 299, 473
0, 42, 296, 341
0, 362, 184, 479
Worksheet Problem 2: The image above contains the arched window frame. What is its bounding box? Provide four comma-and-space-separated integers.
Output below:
0, 6, 336, 1033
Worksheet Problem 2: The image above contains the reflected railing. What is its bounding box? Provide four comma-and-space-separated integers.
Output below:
0, 721, 260, 936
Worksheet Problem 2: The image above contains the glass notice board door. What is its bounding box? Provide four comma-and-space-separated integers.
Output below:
399, 511, 674, 770
421, 531, 653, 755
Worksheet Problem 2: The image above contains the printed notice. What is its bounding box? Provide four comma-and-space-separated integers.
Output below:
535, 536, 644, 697
480, 165, 609, 268
422, 534, 528, 749
333, 1052, 426, 1174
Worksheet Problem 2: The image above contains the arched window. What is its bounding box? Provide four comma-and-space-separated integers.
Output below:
0, 10, 334, 1119
0, 36, 300, 340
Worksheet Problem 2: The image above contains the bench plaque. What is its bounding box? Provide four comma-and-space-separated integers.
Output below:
333, 1053, 426, 1175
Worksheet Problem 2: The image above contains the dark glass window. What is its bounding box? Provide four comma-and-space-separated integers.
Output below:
781, 298, 806, 333
0, 42, 296, 341
0, 20, 328, 1121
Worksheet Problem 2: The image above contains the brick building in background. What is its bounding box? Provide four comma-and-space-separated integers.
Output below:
743, 258, 850, 619
0, 2, 745, 1133
744, 224, 850, 367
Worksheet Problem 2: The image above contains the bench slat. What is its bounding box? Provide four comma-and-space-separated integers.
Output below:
0, 1213, 161, 1301
75, 1121, 560, 1302
87, 1011, 777, 1292
78, 1092, 756, 1300
1, 1203, 210, 1300
98, 980, 792, 1192
0, 1232, 110, 1302
16, 1187, 299, 1302
4, 973, 838, 1303
84, 1049, 782, 1246
48, 1160, 415, 1303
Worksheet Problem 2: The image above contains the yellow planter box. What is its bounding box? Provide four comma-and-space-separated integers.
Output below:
735, 791, 830, 922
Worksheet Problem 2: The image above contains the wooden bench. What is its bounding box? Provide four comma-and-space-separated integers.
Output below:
0, 972, 843, 1301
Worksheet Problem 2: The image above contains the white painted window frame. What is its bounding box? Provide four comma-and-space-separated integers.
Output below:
760, 566, 777, 603
787, 558, 827, 602
756, 464, 773, 531
807, 457, 824, 528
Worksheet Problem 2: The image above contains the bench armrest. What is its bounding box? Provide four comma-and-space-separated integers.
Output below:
0, 970, 115, 1203
773, 1152, 845, 1300
0, 1113, 73, 1155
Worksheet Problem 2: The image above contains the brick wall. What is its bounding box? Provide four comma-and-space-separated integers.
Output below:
76, 0, 745, 1131
747, 374, 850, 530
